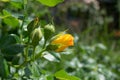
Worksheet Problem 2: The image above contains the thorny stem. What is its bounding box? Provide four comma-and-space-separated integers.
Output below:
32, 46, 36, 61
20, 0, 28, 43
15, 0, 47, 70
15, 0, 29, 69
43, 39, 47, 49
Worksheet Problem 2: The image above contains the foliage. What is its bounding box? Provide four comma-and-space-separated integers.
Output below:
0, 0, 80, 79
0, 0, 120, 80
37, 0, 64, 7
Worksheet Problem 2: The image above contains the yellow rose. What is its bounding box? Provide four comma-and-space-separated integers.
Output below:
51, 34, 74, 52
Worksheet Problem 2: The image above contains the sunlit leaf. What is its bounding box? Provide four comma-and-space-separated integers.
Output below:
0, 0, 10, 2
46, 74, 54, 80
54, 70, 80, 80
11, 0, 22, 2
0, 10, 11, 19
3, 16, 19, 28
3, 10, 11, 16
10, 2, 23, 9
43, 52, 61, 62
37, 0, 64, 7
95, 43, 107, 50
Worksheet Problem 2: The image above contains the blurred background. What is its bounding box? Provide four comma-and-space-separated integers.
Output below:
0, 0, 120, 80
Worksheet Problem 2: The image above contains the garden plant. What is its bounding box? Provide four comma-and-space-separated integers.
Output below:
0, 0, 120, 80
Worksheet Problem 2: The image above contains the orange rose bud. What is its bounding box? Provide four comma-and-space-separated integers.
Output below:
51, 34, 74, 52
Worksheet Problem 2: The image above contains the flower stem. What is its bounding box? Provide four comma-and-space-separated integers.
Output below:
16, 48, 45, 69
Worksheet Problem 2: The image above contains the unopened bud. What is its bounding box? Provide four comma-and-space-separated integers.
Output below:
31, 27, 42, 47
44, 24, 55, 40
27, 17, 39, 34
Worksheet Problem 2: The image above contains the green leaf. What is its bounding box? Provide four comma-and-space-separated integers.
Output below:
0, 10, 11, 18
11, 0, 22, 2
10, 34, 20, 43
0, 56, 9, 78
54, 70, 80, 80
3, 16, 19, 28
43, 52, 61, 62
1, 44, 24, 56
30, 62, 41, 77
0, 10, 19, 28
3, 10, 11, 16
0, 0, 10, 2
10, 2, 23, 9
12, 55, 21, 65
46, 74, 54, 80
50, 52, 61, 61
37, 0, 64, 7
24, 67, 32, 77
0, 34, 17, 49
